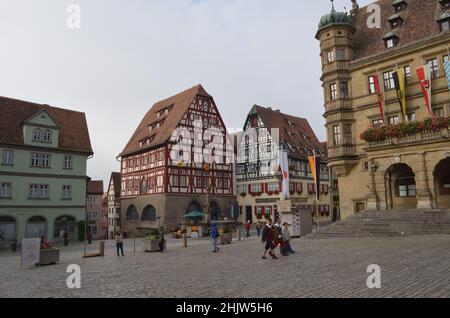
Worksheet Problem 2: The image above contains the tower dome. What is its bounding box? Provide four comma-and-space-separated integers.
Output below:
318, 2, 353, 31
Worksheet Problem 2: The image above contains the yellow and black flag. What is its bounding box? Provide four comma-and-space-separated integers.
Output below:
392, 68, 407, 121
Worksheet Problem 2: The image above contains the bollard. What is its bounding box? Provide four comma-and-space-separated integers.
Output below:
237, 229, 241, 242
183, 233, 188, 248
99, 240, 105, 257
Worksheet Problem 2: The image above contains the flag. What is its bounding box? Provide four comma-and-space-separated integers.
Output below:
373, 74, 386, 123
445, 60, 450, 91
278, 150, 289, 199
392, 68, 407, 120
416, 65, 432, 115
307, 153, 321, 201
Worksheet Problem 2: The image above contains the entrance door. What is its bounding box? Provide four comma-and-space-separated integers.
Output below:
356, 202, 366, 213
245, 206, 253, 223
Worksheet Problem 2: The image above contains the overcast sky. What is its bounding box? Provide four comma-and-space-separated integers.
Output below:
0, 0, 372, 190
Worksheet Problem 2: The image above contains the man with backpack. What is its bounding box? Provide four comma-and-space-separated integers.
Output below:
261, 219, 278, 260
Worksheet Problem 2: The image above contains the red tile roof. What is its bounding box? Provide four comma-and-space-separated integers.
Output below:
87, 180, 104, 195
0, 96, 93, 154
120, 84, 212, 157
252, 105, 326, 158
352, 0, 444, 60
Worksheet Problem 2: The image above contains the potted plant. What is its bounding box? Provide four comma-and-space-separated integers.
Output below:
220, 226, 232, 245
143, 228, 162, 252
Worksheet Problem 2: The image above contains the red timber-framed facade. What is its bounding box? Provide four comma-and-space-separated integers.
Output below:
118, 85, 235, 237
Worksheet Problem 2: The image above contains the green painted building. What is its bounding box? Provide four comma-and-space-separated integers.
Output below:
0, 96, 93, 243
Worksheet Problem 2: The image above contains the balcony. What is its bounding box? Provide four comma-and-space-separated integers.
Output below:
322, 60, 351, 74
328, 145, 357, 158
366, 128, 450, 151
325, 99, 353, 112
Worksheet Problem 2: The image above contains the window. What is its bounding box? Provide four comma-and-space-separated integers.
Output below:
2, 150, 13, 166
383, 71, 395, 90
398, 184, 416, 197
250, 184, 262, 193
32, 129, 52, 143
333, 126, 340, 146
433, 107, 444, 117
64, 155, 73, 169
29, 184, 49, 199
444, 55, 449, 64
368, 76, 376, 94
372, 119, 384, 127
0, 183, 12, 198
386, 38, 395, 48
327, 50, 335, 63
441, 20, 450, 32
340, 82, 349, 99
426, 58, 439, 80
62, 185, 72, 199
267, 183, 280, 192
404, 65, 411, 81
388, 116, 399, 125
31, 153, 51, 168
330, 83, 337, 100
238, 184, 247, 194
336, 48, 345, 61
407, 113, 416, 122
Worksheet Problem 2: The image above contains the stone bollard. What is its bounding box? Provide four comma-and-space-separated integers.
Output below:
182, 233, 188, 248
237, 229, 241, 242
99, 240, 105, 256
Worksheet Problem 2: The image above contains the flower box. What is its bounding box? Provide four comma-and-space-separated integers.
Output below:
143, 238, 166, 252
38, 248, 60, 265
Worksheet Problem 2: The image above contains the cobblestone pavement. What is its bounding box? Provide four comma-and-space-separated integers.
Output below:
0, 234, 449, 298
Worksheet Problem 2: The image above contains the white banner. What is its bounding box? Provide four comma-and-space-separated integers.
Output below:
278, 150, 289, 199
21, 238, 40, 268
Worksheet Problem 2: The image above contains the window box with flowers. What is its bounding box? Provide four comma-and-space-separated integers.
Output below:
361, 117, 450, 143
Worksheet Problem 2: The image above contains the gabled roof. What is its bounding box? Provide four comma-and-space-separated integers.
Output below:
109, 172, 121, 196
351, 0, 444, 60
87, 180, 104, 195
0, 96, 93, 154
250, 105, 326, 158
120, 84, 212, 157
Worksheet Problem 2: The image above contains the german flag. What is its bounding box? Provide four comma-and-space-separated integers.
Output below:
392, 68, 407, 120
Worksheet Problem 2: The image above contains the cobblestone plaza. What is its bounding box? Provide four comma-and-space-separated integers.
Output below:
1, 235, 449, 298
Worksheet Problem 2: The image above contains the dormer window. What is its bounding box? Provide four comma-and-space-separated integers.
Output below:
437, 12, 450, 32
383, 32, 398, 48
388, 14, 403, 29
392, 0, 407, 13
439, 0, 450, 10
32, 128, 52, 143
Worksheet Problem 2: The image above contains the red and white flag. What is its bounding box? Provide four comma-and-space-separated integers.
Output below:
373, 74, 386, 123
278, 150, 289, 199
416, 65, 432, 115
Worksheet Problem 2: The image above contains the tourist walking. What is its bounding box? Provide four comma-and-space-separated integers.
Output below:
115, 232, 124, 257
273, 219, 284, 255
256, 222, 263, 238
282, 222, 296, 255
261, 219, 278, 260
159, 227, 165, 253
211, 223, 220, 253
63, 230, 69, 246
244, 220, 252, 238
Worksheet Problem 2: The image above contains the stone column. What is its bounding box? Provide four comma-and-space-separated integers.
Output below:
416, 153, 433, 209
366, 160, 379, 211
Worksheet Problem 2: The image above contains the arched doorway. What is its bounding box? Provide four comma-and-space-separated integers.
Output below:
26, 216, 47, 238
186, 201, 202, 214
385, 163, 417, 210
126, 205, 138, 223
434, 158, 450, 209
54, 216, 76, 240
141, 205, 156, 222
0, 216, 16, 241
210, 201, 220, 221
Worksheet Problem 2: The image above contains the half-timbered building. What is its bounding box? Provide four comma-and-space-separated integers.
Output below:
236, 106, 333, 224
119, 85, 235, 236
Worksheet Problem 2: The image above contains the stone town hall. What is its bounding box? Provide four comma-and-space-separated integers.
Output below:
317, 0, 450, 219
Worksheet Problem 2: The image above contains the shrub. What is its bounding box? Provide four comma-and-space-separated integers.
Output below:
77, 221, 86, 242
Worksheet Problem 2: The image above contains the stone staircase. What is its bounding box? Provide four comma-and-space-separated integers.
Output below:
307, 209, 450, 238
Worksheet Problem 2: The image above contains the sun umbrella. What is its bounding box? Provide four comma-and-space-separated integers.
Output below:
184, 211, 205, 219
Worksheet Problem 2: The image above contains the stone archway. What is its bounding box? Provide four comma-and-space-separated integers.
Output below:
54, 216, 76, 240
126, 205, 138, 223
385, 163, 417, 210
209, 201, 220, 221
26, 216, 47, 238
0, 216, 16, 241
186, 201, 203, 214
433, 158, 450, 209
141, 205, 156, 222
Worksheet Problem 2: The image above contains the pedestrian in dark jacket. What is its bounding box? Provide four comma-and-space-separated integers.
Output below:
211, 223, 220, 253
114, 232, 124, 257
282, 222, 295, 255
244, 220, 251, 238
261, 219, 278, 260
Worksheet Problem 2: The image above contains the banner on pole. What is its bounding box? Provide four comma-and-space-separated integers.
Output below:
21, 238, 40, 268
445, 60, 450, 91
